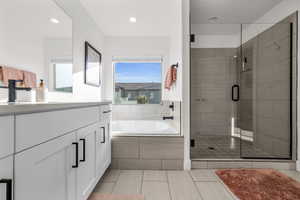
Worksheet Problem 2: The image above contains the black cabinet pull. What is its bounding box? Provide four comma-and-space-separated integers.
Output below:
0, 179, 12, 200
101, 127, 106, 143
103, 110, 112, 114
232, 84, 240, 102
108, 123, 110, 139
79, 139, 86, 162
72, 142, 79, 168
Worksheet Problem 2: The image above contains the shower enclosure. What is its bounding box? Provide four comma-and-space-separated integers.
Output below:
190, 13, 297, 160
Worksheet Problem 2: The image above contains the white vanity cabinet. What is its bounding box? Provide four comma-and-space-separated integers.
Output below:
100, 105, 112, 171
0, 156, 13, 200
11, 104, 112, 200
0, 116, 14, 160
0, 116, 14, 200
76, 124, 97, 200
96, 124, 108, 178
14, 133, 77, 200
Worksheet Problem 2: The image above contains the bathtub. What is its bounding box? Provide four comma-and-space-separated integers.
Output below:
112, 120, 179, 136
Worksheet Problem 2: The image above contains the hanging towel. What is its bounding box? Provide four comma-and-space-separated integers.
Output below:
171, 66, 177, 82
22, 70, 37, 88
165, 65, 178, 90
164, 67, 173, 90
0, 66, 23, 86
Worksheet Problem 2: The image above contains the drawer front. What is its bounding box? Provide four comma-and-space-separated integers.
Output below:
16, 106, 99, 152
100, 105, 111, 123
0, 116, 14, 159
0, 156, 13, 200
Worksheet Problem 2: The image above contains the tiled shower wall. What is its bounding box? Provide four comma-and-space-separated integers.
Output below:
190, 48, 237, 139
250, 13, 297, 158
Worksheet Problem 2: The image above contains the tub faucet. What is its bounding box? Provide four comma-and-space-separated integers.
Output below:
163, 116, 174, 120
8, 80, 31, 103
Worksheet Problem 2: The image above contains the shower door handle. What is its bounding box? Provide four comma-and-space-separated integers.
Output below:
232, 85, 239, 102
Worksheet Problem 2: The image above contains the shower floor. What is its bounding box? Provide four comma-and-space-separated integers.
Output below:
191, 136, 270, 159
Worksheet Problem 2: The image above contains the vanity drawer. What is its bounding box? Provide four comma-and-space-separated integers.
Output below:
15, 106, 99, 152
100, 105, 111, 123
0, 116, 14, 159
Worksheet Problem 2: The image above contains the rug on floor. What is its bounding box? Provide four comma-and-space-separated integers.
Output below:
216, 169, 300, 200
88, 194, 144, 200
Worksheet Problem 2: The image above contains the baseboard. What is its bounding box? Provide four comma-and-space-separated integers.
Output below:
184, 158, 191, 170
191, 160, 296, 170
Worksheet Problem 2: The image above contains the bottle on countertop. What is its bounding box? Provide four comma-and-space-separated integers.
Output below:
36, 79, 47, 102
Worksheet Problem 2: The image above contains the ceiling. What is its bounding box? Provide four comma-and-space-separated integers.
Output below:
191, 0, 283, 24
80, 0, 178, 37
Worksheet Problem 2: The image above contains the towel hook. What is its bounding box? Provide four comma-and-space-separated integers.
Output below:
172, 63, 179, 68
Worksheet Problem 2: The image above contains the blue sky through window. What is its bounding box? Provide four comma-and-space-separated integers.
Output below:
115, 62, 162, 83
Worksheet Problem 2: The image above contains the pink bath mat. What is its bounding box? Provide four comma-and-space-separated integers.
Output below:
88, 194, 144, 200
216, 169, 300, 200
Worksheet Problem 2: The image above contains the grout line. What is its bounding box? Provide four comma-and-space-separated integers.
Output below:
188, 170, 205, 200
143, 180, 168, 182
140, 170, 144, 195
111, 170, 121, 194
166, 171, 173, 200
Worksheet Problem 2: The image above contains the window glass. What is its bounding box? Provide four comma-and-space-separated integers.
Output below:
114, 62, 162, 104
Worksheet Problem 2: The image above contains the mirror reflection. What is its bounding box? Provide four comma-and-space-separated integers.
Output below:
0, 0, 73, 93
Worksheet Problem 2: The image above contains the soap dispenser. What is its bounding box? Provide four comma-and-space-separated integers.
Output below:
36, 79, 47, 102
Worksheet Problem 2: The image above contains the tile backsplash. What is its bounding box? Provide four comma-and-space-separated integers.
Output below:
112, 101, 172, 121
0, 88, 35, 102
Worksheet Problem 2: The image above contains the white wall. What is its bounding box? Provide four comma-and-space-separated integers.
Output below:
166, 0, 183, 101
191, 34, 240, 48
191, 24, 241, 48
182, 0, 191, 170
0, 6, 45, 81
244, 0, 300, 171
55, 0, 105, 101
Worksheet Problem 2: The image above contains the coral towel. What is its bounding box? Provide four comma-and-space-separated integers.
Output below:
164, 66, 177, 90
0, 66, 23, 86
22, 70, 37, 88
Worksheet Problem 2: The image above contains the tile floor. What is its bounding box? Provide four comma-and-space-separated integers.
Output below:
92, 169, 300, 200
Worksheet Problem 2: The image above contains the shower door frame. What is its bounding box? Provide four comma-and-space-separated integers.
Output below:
189, 18, 298, 161
239, 20, 296, 160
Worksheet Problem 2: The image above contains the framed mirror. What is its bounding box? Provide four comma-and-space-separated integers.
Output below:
84, 41, 101, 87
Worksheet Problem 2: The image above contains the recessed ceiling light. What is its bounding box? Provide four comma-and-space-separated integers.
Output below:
208, 16, 219, 23
129, 17, 137, 23
50, 18, 60, 24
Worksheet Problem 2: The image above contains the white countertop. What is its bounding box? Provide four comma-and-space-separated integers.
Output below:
0, 100, 112, 116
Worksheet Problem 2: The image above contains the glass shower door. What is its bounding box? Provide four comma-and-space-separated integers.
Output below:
239, 16, 296, 159
190, 23, 241, 159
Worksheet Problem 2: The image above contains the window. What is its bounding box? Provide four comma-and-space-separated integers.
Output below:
114, 61, 162, 104
54, 63, 73, 93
